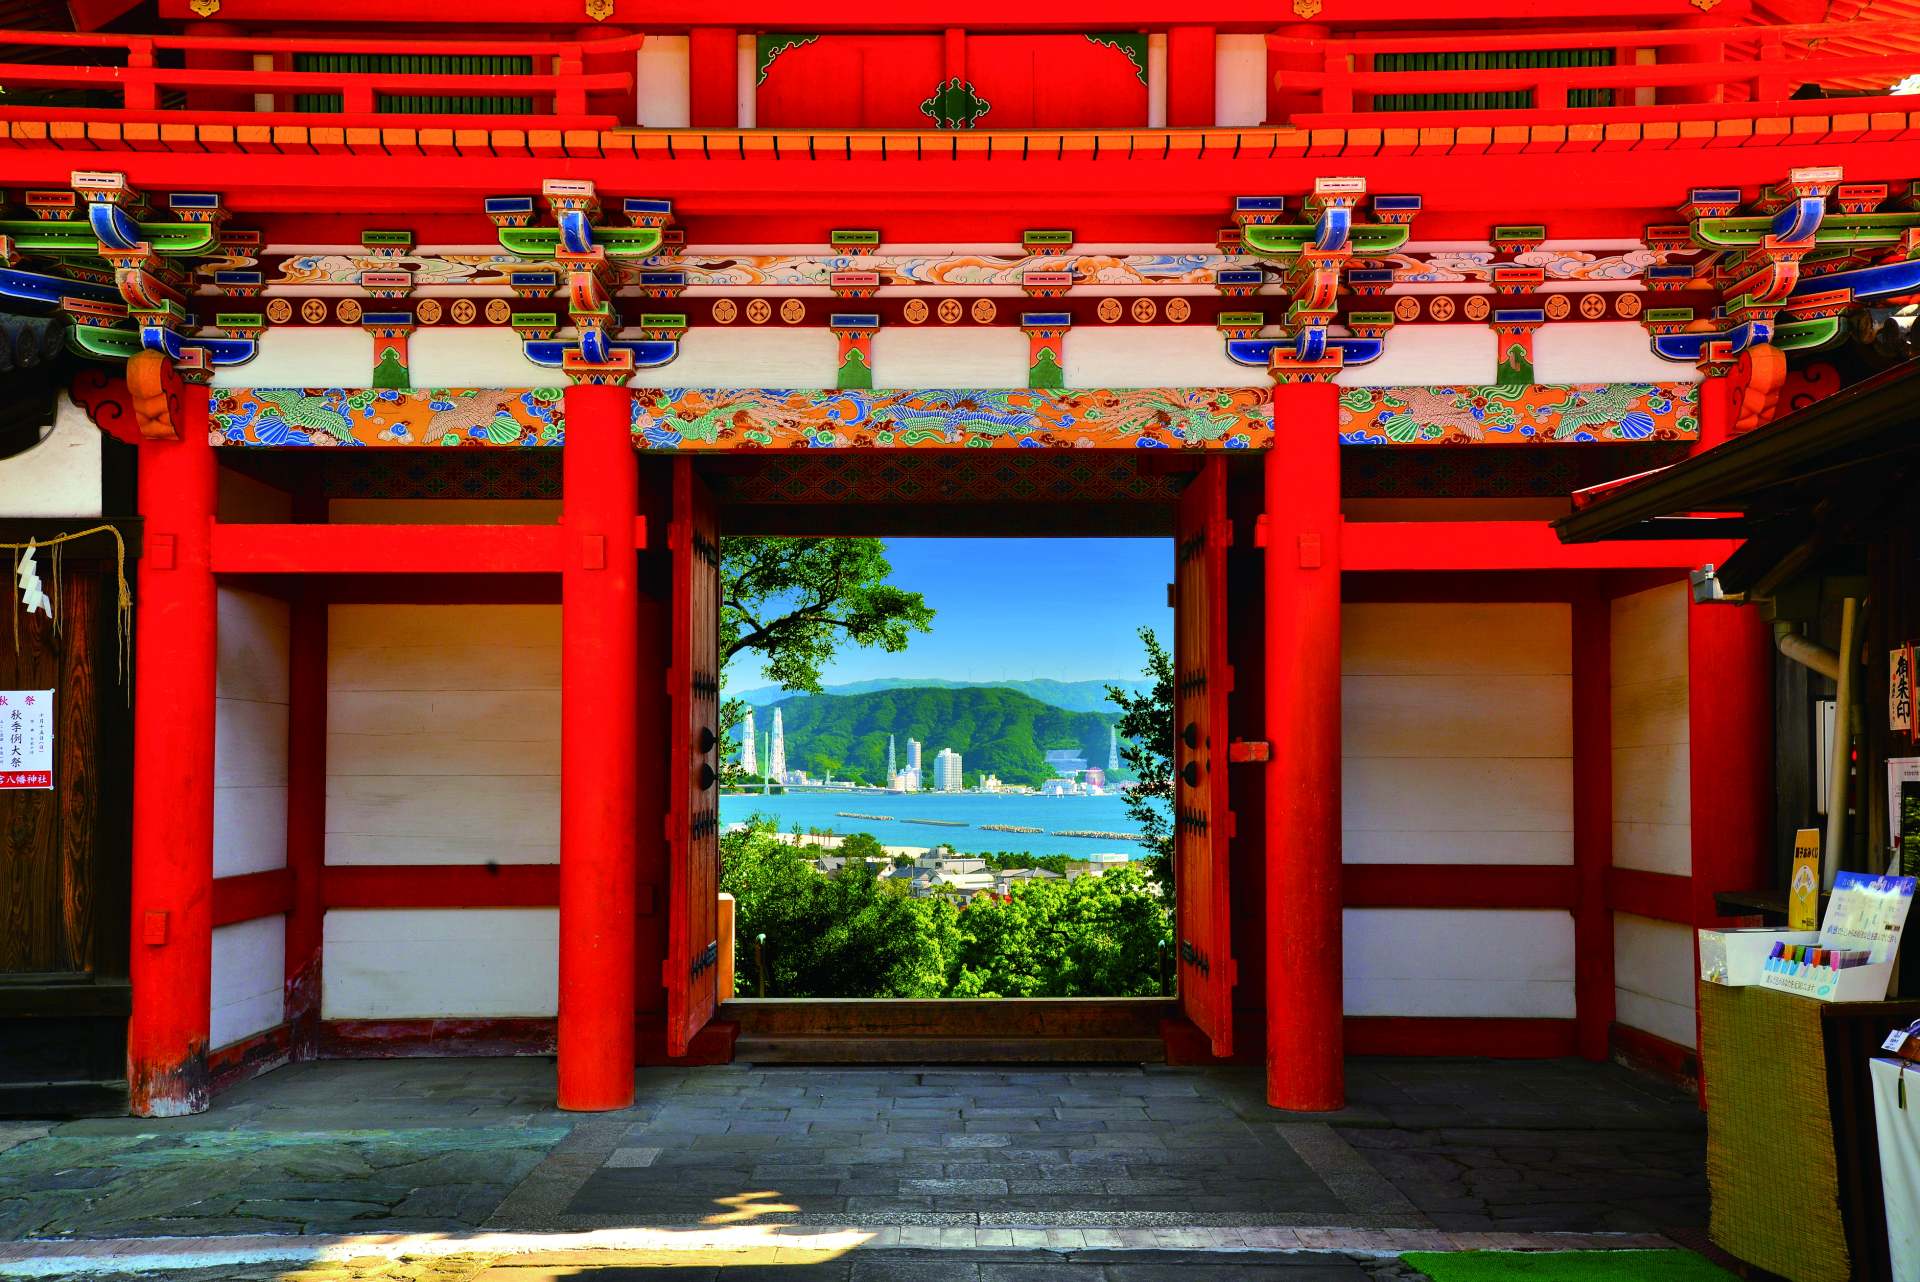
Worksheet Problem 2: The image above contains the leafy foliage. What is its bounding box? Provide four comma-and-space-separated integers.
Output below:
950, 864, 1169, 998
770, 685, 1121, 788
1106, 627, 1175, 905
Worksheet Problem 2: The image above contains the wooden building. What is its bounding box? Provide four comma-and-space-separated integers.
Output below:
0, 0, 1916, 1117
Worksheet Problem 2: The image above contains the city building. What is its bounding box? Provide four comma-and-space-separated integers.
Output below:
1107, 726, 1120, 774
979, 774, 1003, 794
1084, 767, 1106, 790
739, 710, 758, 777
933, 748, 963, 792
1044, 749, 1088, 778
887, 734, 896, 781
0, 0, 1895, 1131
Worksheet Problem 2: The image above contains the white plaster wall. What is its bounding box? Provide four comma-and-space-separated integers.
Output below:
0, 399, 100, 518
635, 326, 837, 389
1337, 325, 1497, 388
1342, 603, 1574, 866
1344, 908, 1576, 1018
872, 328, 1027, 389
1614, 912, 1697, 1047
1214, 34, 1267, 127
636, 34, 690, 128
407, 328, 547, 388
1063, 327, 1260, 389
211, 916, 285, 1048
1534, 320, 1700, 385
1611, 582, 1691, 877
211, 327, 373, 388
322, 907, 558, 1018
327, 604, 559, 865
215, 587, 289, 879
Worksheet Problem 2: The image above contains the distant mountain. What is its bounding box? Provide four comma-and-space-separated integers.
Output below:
732, 676, 1145, 715
759, 686, 1123, 788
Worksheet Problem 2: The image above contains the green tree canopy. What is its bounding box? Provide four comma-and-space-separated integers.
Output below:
722, 537, 935, 694
1107, 627, 1175, 905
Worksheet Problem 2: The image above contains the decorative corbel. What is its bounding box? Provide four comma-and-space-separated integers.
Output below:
1020, 312, 1070, 389
829, 314, 880, 390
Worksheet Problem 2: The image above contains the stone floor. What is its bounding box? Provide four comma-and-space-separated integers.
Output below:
0, 1057, 1709, 1280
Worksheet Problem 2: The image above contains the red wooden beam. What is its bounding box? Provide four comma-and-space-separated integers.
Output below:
1342, 863, 1577, 910
1345, 1015, 1577, 1058
321, 863, 560, 909
1343, 521, 1736, 573
1608, 866, 1692, 924
209, 523, 572, 575
211, 867, 295, 927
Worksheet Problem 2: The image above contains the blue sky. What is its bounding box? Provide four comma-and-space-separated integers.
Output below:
727, 537, 1173, 690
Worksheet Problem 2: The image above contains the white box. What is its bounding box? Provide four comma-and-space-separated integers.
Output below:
1699, 928, 1819, 986
1757, 957, 1897, 1003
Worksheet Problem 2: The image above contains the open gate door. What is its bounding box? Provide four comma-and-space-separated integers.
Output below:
1173, 457, 1236, 1057
666, 458, 722, 1058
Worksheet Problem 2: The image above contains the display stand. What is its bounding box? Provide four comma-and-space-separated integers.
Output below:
1700, 983, 1920, 1282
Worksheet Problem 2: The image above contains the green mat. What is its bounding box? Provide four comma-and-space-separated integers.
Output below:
1401, 1251, 1738, 1282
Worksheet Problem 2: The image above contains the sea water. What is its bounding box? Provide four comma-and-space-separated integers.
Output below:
719, 788, 1159, 860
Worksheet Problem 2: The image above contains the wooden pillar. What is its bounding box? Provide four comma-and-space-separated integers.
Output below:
1267, 23, 1328, 126
1691, 375, 1730, 455
576, 26, 639, 123
1571, 588, 1615, 1063
128, 389, 217, 1117
688, 27, 738, 128
557, 383, 640, 1111
1687, 597, 1773, 929
634, 460, 672, 1047
1166, 26, 1216, 128
1263, 380, 1343, 1111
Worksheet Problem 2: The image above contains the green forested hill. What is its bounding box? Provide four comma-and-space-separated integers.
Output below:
768, 686, 1120, 787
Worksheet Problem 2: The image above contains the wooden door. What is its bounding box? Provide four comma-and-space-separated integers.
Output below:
1173, 459, 1236, 1057
666, 460, 722, 1058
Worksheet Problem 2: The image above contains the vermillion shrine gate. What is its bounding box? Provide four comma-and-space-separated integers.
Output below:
0, 0, 1916, 1120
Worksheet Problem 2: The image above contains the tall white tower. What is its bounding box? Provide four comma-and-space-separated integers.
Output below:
888, 733, 897, 781
908, 738, 922, 772
1108, 725, 1119, 772
770, 707, 788, 783
741, 709, 758, 775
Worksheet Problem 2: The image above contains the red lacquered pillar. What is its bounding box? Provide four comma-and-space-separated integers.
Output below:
558, 382, 640, 1111
1264, 379, 1344, 1112
128, 387, 217, 1117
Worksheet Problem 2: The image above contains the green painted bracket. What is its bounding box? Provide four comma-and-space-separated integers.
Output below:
497, 226, 663, 259
1644, 307, 1696, 325
69, 326, 142, 360
1773, 316, 1844, 351
640, 313, 689, 330
216, 313, 266, 328
1241, 224, 1411, 256
1692, 212, 1920, 249
0, 219, 217, 256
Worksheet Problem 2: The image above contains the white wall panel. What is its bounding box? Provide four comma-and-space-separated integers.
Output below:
1614, 912, 1697, 1047
211, 916, 284, 1048
1611, 582, 1691, 876
634, 326, 837, 388
1344, 908, 1576, 1017
1063, 327, 1260, 388
1342, 602, 1574, 866
1337, 324, 1496, 388
1533, 320, 1700, 386
327, 604, 559, 867
212, 327, 372, 388
873, 328, 1027, 389
407, 328, 547, 387
636, 34, 690, 128
322, 908, 557, 1017
0, 400, 100, 518
215, 588, 289, 879
1214, 34, 1267, 126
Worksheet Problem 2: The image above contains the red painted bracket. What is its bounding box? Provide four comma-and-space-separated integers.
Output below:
1228, 740, 1270, 762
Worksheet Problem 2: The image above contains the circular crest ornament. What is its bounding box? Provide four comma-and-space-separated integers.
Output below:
904, 298, 929, 324
746, 298, 772, 325
781, 299, 805, 324
1131, 298, 1157, 323
335, 299, 362, 324
1463, 296, 1490, 322
486, 299, 512, 325
301, 298, 328, 324
712, 299, 737, 324
938, 299, 963, 325
1579, 293, 1606, 320
1097, 298, 1123, 323
450, 298, 477, 325
1427, 296, 1455, 322
1393, 297, 1420, 322
1543, 294, 1572, 321
1614, 293, 1643, 320
416, 298, 443, 325
971, 299, 997, 324
266, 298, 293, 325
1167, 298, 1191, 323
